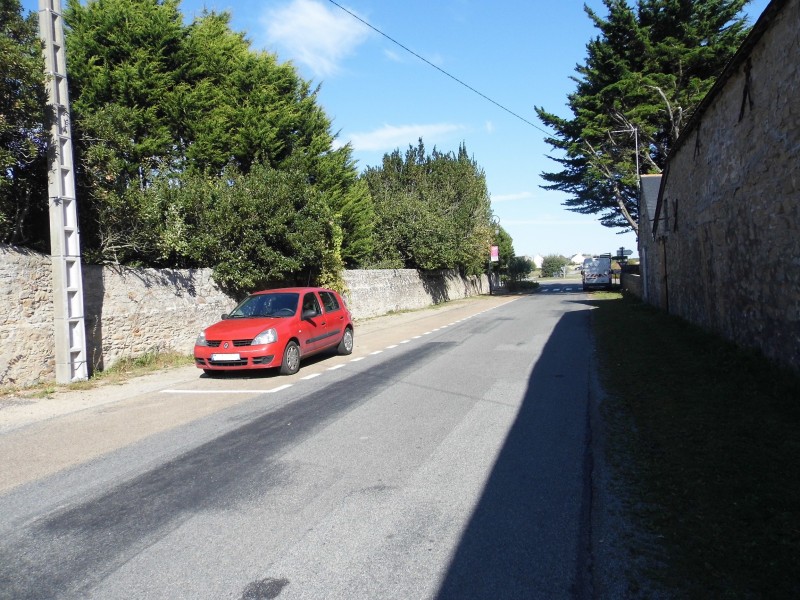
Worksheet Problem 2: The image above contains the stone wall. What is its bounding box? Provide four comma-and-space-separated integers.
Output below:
620, 273, 642, 299
342, 268, 487, 320
650, 0, 800, 371
0, 247, 55, 385
0, 244, 488, 387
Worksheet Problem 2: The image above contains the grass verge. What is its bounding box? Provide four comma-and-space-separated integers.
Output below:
0, 351, 194, 399
591, 292, 800, 598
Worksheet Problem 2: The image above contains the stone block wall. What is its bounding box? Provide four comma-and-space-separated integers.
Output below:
81, 265, 232, 373
0, 247, 55, 385
653, 0, 799, 371
620, 273, 642, 299
0, 244, 488, 387
343, 269, 487, 320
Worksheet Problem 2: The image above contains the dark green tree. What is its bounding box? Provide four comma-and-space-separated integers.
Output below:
507, 256, 533, 283
64, 0, 184, 260
541, 254, 570, 278
0, 0, 49, 249
132, 163, 336, 298
363, 139, 495, 274
536, 0, 750, 232
62, 0, 360, 290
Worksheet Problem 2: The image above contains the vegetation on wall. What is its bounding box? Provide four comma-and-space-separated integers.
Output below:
2, 0, 500, 292
0, 0, 50, 250
362, 140, 501, 275
540, 254, 570, 278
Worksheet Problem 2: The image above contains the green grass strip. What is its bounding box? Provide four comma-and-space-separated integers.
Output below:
591, 292, 800, 598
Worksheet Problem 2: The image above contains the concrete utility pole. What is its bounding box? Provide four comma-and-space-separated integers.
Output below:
39, 0, 88, 383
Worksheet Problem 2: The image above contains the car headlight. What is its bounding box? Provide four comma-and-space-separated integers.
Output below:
253, 328, 278, 345
195, 331, 209, 346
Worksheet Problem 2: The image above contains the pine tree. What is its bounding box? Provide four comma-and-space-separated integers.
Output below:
363, 140, 497, 274
0, 0, 49, 248
536, 0, 750, 232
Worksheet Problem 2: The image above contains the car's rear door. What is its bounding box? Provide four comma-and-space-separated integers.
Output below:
299, 291, 328, 353
318, 291, 348, 349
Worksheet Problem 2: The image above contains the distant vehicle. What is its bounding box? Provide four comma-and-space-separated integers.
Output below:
582, 255, 613, 291
194, 287, 354, 376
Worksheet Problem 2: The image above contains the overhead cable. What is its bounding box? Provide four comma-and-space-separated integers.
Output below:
325, 0, 551, 135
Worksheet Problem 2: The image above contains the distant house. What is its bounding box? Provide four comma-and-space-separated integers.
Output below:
532, 254, 544, 269
639, 0, 799, 372
569, 253, 586, 265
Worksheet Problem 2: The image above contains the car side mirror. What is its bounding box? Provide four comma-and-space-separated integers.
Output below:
302, 309, 317, 320
221, 313, 229, 320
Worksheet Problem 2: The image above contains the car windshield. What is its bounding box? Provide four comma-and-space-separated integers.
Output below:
227, 293, 299, 318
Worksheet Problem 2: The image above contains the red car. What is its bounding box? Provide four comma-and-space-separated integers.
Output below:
194, 287, 354, 376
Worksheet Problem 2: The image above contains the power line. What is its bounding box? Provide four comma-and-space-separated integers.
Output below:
325, 0, 551, 136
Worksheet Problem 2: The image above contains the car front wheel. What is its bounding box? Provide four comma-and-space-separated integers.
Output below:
280, 341, 301, 375
338, 327, 354, 355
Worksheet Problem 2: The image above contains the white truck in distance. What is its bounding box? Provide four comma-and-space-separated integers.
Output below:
582, 255, 612, 291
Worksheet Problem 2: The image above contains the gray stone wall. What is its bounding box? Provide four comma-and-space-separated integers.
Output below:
0, 244, 488, 387
0, 247, 55, 385
653, 0, 800, 371
343, 268, 487, 319
620, 273, 642, 299
81, 265, 232, 373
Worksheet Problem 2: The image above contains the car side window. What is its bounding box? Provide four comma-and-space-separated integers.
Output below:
302, 292, 321, 317
319, 291, 340, 313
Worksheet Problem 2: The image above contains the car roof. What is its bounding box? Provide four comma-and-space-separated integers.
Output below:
249, 287, 337, 295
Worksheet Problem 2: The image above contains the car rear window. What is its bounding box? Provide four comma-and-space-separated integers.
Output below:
319, 291, 340, 312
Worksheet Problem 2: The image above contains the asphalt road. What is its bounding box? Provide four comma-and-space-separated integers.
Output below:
0, 284, 619, 600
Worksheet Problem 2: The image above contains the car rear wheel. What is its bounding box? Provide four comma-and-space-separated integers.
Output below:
280, 341, 301, 375
338, 327, 354, 355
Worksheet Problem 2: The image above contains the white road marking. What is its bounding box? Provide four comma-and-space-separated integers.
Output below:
161, 383, 294, 395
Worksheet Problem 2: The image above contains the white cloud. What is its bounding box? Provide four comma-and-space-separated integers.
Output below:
492, 191, 534, 202
343, 123, 466, 152
485, 121, 495, 134
263, 0, 370, 77
383, 48, 403, 63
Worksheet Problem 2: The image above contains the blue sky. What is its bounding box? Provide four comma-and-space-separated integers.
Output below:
28, 0, 770, 259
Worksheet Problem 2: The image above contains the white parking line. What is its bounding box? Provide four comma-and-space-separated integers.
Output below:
350, 357, 365, 362
162, 389, 257, 394
301, 373, 321, 380
327, 364, 345, 371
269, 384, 294, 393
386, 344, 399, 349
161, 383, 294, 395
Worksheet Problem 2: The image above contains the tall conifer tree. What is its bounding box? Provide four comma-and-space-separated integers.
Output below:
536, 0, 750, 232
0, 0, 49, 248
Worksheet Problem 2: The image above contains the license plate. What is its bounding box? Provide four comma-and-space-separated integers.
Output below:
211, 353, 241, 361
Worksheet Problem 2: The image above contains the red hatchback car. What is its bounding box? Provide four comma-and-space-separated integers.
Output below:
194, 287, 354, 376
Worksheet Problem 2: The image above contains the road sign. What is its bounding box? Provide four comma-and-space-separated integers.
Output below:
617, 247, 633, 256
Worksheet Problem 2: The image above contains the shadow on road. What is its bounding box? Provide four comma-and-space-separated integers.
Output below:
435, 309, 594, 600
